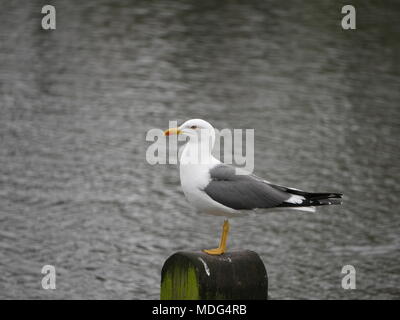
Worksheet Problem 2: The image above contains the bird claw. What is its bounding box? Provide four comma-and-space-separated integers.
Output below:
203, 248, 225, 255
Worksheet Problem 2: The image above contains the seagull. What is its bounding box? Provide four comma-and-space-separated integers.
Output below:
164, 119, 343, 255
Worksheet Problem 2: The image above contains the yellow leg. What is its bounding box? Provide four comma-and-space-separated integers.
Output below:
203, 219, 230, 255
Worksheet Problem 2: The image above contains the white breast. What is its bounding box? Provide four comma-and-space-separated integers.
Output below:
179, 144, 238, 216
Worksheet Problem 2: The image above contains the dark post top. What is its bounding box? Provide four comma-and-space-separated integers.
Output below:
161, 250, 268, 300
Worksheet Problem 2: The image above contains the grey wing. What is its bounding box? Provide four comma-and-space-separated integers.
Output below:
203, 164, 290, 210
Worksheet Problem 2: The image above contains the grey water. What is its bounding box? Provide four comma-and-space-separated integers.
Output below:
1, 0, 399, 299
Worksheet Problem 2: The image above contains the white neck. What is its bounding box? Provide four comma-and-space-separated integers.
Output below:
180, 132, 217, 166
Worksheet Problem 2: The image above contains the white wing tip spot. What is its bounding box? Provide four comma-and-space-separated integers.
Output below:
286, 194, 305, 204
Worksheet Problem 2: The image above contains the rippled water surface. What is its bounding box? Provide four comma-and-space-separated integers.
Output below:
1, 0, 399, 299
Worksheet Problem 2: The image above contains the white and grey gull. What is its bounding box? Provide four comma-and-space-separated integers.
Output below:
164, 119, 343, 255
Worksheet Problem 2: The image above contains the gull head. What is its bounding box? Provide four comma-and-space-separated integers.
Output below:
164, 119, 217, 164
164, 119, 215, 140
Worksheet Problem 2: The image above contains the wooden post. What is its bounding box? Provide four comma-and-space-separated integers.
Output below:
160, 250, 268, 300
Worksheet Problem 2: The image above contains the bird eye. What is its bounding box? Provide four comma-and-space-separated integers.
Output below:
190, 125, 197, 129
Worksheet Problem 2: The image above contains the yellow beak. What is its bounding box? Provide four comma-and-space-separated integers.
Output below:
164, 127, 182, 136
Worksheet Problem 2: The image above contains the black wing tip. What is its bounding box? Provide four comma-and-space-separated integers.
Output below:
308, 192, 343, 200
301, 192, 344, 207
313, 198, 343, 205
329, 193, 343, 198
